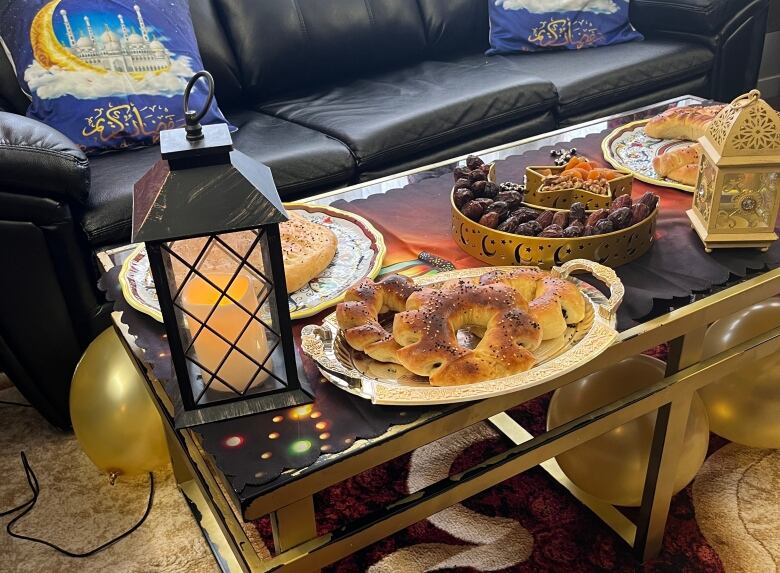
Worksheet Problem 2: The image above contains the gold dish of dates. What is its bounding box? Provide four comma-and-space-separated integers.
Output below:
450, 156, 658, 269
525, 160, 633, 211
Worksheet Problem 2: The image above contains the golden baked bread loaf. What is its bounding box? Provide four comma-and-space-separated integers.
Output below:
652, 143, 701, 178
336, 274, 419, 364
280, 216, 338, 293
479, 268, 586, 340
667, 163, 699, 186
644, 105, 724, 141
393, 282, 542, 386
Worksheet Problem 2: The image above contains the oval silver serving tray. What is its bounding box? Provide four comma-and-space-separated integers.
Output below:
301, 259, 623, 406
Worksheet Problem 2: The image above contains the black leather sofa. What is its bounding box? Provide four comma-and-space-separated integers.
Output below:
0, 0, 769, 428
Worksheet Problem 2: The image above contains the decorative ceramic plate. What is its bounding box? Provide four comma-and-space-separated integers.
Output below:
118, 204, 386, 322
602, 119, 696, 193
300, 260, 623, 406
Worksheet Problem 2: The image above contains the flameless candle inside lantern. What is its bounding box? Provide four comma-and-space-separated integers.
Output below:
181, 274, 271, 394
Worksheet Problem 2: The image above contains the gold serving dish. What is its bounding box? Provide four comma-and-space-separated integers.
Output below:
451, 191, 658, 269
524, 165, 633, 211
300, 260, 622, 406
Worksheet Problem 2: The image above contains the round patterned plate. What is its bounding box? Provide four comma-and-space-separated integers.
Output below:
601, 119, 696, 193
118, 204, 386, 322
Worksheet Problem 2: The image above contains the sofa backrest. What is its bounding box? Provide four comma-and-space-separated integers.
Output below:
188, 0, 244, 108
0, 0, 490, 114
212, 0, 432, 102
416, 0, 490, 57
0, 45, 28, 114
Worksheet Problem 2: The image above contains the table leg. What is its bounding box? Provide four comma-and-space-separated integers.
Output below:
163, 422, 193, 485
270, 496, 318, 557
489, 413, 637, 546
634, 329, 705, 560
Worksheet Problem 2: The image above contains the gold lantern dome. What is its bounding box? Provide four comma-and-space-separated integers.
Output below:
688, 90, 780, 252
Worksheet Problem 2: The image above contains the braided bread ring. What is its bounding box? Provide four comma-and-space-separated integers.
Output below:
479, 268, 586, 340
335, 274, 419, 364
393, 282, 542, 386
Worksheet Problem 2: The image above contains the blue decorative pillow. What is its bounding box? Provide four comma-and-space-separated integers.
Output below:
488, 0, 643, 54
0, 0, 231, 154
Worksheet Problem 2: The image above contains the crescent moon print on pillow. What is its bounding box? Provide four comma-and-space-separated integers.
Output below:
0, 0, 232, 154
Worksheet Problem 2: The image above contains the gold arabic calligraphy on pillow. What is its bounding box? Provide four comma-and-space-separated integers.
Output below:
528, 18, 604, 50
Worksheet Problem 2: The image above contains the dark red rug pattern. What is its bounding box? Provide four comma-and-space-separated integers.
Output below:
254, 346, 729, 572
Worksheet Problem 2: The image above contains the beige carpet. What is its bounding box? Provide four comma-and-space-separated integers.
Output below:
0, 382, 218, 573
693, 444, 780, 573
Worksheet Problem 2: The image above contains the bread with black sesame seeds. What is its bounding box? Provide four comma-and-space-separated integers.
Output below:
393, 282, 541, 386
336, 274, 420, 363
479, 268, 586, 340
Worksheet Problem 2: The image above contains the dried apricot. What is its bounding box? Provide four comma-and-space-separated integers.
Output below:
564, 156, 583, 170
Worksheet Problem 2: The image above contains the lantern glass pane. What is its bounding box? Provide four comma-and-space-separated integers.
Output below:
161, 229, 289, 406
694, 155, 717, 222
716, 171, 778, 231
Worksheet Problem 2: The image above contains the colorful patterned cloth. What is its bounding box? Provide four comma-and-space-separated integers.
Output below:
333, 130, 780, 330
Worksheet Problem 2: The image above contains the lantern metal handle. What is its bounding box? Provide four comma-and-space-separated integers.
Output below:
183, 70, 215, 141
729, 89, 761, 110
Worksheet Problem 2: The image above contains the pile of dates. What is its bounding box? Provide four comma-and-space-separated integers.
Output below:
453, 155, 526, 226
454, 159, 658, 238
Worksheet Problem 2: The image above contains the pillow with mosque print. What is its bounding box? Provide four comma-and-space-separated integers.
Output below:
488, 0, 643, 54
0, 0, 232, 154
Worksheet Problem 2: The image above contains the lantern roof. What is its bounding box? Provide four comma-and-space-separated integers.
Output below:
131, 145, 288, 243
703, 90, 780, 162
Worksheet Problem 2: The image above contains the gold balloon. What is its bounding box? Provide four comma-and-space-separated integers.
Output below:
547, 355, 710, 507
699, 299, 780, 449
70, 328, 169, 479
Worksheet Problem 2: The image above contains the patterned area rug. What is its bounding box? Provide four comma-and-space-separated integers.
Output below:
254, 394, 780, 573
0, 384, 218, 573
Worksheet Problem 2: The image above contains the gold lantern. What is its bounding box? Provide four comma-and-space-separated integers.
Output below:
687, 90, 780, 252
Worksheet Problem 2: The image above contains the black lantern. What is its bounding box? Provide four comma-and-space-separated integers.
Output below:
132, 71, 312, 427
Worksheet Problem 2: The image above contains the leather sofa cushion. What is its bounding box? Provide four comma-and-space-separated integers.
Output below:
214, 0, 427, 101
358, 111, 556, 182
559, 76, 711, 127
81, 111, 356, 247
189, 0, 243, 108
489, 39, 714, 119
416, 0, 489, 57
259, 56, 557, 170
631, 0, 756, 36
0, 49, 28, 115
0, 112, 89, 205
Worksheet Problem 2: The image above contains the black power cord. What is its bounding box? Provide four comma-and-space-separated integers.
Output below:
1, 452, 155, 557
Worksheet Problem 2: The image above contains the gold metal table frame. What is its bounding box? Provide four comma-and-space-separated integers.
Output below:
99, 96, 780, 573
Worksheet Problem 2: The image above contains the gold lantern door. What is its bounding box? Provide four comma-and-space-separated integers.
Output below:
687, 90, 780, 252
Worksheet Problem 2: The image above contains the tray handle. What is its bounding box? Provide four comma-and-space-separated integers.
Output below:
551, 259, 624, 321
300, 325, 366, 385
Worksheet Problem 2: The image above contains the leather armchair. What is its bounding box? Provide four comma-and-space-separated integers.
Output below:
631, 0, 770, 102
0, 113, 110, 428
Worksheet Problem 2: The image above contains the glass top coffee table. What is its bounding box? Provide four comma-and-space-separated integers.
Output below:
98, 96, 780, 572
